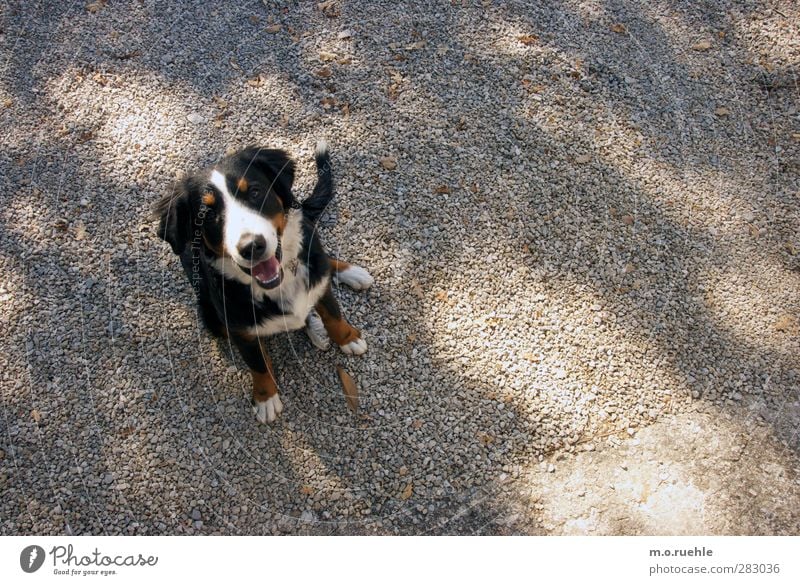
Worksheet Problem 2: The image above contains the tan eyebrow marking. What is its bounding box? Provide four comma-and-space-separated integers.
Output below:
202, 192, 216, 206
237, 177, 249, 193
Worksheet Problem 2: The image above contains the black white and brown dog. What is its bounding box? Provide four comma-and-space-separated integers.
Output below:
155, 141, 373, 423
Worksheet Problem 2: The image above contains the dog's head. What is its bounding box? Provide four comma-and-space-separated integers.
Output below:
155, 147, 296, 289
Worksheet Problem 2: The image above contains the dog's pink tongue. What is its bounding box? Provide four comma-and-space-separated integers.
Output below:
252, 256, 280, 284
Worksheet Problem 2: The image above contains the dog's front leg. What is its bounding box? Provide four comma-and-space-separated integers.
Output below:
232, 333, 283, 423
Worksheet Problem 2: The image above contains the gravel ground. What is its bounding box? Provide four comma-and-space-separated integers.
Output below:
1, 0, 799, 535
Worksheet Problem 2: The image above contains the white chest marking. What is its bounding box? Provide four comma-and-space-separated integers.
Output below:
246, 265, 330, 337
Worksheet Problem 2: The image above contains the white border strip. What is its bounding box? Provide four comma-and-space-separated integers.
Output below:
1, 536, 799, 584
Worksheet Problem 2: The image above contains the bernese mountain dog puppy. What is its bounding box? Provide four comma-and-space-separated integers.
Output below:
155, 141, 373, 423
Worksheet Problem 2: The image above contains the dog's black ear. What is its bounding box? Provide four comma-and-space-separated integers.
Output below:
243, 147, 297, 209
154, 179, 193, 255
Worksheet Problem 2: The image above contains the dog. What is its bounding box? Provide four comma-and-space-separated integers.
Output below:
155, 141, 373, 423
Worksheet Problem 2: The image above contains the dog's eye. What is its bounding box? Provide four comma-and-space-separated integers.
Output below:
247, 187, 262, 200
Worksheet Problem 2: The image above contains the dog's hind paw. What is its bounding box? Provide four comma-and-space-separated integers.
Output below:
340, 337, 367, 356
253, 394, 283, 423
305, 309, 331, 350
334, 265, 374, 291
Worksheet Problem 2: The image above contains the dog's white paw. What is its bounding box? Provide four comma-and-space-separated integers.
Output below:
253, 394, 283, 423
335, 265, 374, 291
305, 310, 330, 350
340, 337, 367, 356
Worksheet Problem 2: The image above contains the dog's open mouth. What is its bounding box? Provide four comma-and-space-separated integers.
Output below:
247, 256, 282, 289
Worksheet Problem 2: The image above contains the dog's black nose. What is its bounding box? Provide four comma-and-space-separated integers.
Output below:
237, 235, 267, 261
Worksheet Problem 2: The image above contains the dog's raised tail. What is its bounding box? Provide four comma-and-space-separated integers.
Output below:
302, 140, 333, 223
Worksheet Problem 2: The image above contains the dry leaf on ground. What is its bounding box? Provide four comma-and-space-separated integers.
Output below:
379, 155, 397, 170
337, 366, 359, 413
775, 314, 797, 332
318, 1, 340, 17
691, 40, 712, 51
86, 1, 106, 14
